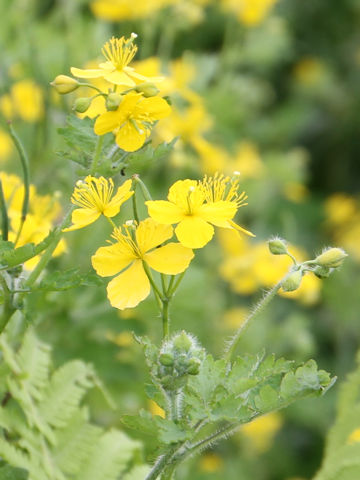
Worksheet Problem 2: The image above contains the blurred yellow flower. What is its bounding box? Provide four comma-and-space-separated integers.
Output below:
222, 307, 248, 329
0, 80, 44, 122
0, 130, 13, 162
347, 428, 360, 444
94, 92, 171, 151
221, 0, 278, 26
293, 58, 327, 86
71, 35, 162, 87
233, 142, 265, 179
92, 218, 194, 309
199, 452, 224, 473
106, 330, 134, 347
241, 412, 283, 453
148, 400, 165, 418
324, 193, 357, 226
91, 0, 174, 21
64, 176, 133, 232
146, 173, 253, 249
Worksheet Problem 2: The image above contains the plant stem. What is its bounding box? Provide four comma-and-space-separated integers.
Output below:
162, 299, 169, 339
106, 217, 117, 229
224, 279, 284, 363
145, 451, 176, 480
90, 135, 104, 175
142, 261, 163, 309
0, 274, 15, 333
132, 183, 140, 224
132, 175, 153, 201
0, 180, 8, 241
167, 271, 185, 296
7, 123, 30, 246
79, 82, 103, 94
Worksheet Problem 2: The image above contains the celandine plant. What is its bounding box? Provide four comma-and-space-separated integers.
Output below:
0, 34, 348, 480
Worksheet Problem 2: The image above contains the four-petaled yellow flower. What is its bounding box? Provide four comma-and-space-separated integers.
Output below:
94, 92, 171, 151
92, 218, 194, 309
64, 176, 133, 231
71, 35, 162, 87
145, 173, 254, 249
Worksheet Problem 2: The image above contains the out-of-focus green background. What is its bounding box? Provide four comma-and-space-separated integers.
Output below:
1, 0, 360, 479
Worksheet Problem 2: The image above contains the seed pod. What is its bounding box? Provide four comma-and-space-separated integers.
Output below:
268, 238, 288, 255
73, 97, 92, 113
315, 248, 348, 268
51, 75, 79, 94
135, 83, 160, 97
282, 269, 303, 292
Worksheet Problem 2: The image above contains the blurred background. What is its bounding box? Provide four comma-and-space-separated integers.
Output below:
1, 0, 360, 479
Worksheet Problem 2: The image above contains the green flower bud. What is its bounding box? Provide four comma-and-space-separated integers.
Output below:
135, 83, 160, 97
313, 265, 331, 279
282, 269, 303, 292
73, 97, 92, 113
159, 353, 174, 367
187, 358, 201, 375
268, 237, 288, 255
173, 331, 193, 353
315, 248, 348, 268
106, 92, 122, 111
50, 75, 79, 94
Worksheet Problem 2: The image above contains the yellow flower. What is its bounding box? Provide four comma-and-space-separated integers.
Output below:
90, 0, 174, 21
94, 92, 171, 152
0, 130, 13, 161
146, 173, 254, 249
199, 453, 224, 473
0, 80, 44, 122
71, 35, 162, 87
221, 0, 278, 26
64, 176, 133, 232
92, 218, 194, 309
241, 412, 283, 453
348, 428, 360, 444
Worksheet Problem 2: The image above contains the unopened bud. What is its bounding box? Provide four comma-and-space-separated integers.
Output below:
159, 353, 174, 367
51, 75, 79, 94
135, 83, 160, 97
187, 358, 201, 375
315, 248, 348, 268
106, 93, 122, 111
268, 237, 288, 255
73, 97, 92, 113
313, 265, 331, 279
173, 331, 192, 353
282, 269, 303, 292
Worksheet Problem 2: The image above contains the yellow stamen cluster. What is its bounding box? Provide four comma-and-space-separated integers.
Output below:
111, 224, 142, 257
101, 35, 138, 70
199, 172, 248, 208
72, 176, 116, 213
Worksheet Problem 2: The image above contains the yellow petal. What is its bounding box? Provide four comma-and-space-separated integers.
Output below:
92, 242, 135, 277
107, 260, 150, 309
94, 111, 120, 135
136, 218, 173, 253
115, 122, 147, 152
63, 208, 100, 232
103, 70, 136, 86
146, 200, 184, 224
198, 201, 237, 227
70, 67, 106, 79
127, 70, 164, 84
103, 179, 134, 217
145, 243, 194, 274
135, 96, 171, 121
228, 219, 256, 237
175, 217, 214, 249
168, 179, 197, 204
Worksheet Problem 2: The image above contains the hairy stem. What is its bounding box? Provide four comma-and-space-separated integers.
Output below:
90, 135, 104, 175
0, 274, 15, 333
0, 180, 8, 241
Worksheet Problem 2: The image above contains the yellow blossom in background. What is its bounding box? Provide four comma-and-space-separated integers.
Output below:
0, 130, 13, 162
347, 428, 360, 444
283, 181, 309, 203
148, 400, 165, 418
64, 176, 133, 232
293, 57, 327, 87
146, 173, 253, 249
221, 0, 278, 26
92, 218, 194, 309
222, 307, 248, 329
192, 137, 229, 174
0, 80, 44, 122
324, 193, 358, 226
241, 412, 283, 453
90, 0, 174, 21
71, 35, 162, 87
106, 330, 134, 347
94, 92, 171, 151
232, 142, 265, 179
199, 452, 224, 473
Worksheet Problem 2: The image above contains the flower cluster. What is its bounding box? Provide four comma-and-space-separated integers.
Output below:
51, 34, 171, 152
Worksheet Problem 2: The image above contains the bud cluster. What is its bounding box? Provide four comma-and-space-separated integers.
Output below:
156, 331, 204, 391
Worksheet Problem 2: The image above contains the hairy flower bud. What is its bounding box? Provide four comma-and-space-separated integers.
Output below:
313, 265, 331, 279
173, 331, 193, 353
159, 353, 174, 367
51, 75, 79, 94
268, 237, 288, 255
282, 269, 303, 292
315, 248, 348, 268
73, 97, 92, 113
106, 93, 122, 111
135, 83, 160, 97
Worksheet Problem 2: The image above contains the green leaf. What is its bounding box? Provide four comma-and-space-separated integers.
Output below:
122, 465, 151, 480
37, 269, 103, 292
121, 409, 159, 438
0, 465, 28, 480
0, 231, 57, 268
154, 417, 190, 444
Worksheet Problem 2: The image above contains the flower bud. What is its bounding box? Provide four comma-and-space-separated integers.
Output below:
268, 237, 288, 255
187, 358, 201, 375
313, 265, 331, 279
73, 97, 92, 113
51, 75, 79, 94
173, 331, 192, 353
282, 269, 303, 292
159, 353, 174, 367
106, 93, 122, 111
135, 83, 160, 97
315, 248, 348, 268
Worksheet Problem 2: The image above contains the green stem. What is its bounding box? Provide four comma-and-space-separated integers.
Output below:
142, 261, 164, 307
79, 82, 103, 94
167, 271, 185, 296
145, 451, 176, 480
0, 180, 8, 241
0, 274, 15, 333
24, 208, 73, 288
132, 183, 140, 224
7, 123, 30, 246
90, 135, 104, 175
106, 217, 117, 229
162, 299, 169, 339
132, 175, 153, 201
224, 279, 284, 363
166, 275, 176, 296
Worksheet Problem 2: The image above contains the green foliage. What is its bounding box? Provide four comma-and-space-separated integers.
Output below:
35, 268, 103, 292
0, 329, 147, 480
0, 232, 57, 269
314, 353, 360, 480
